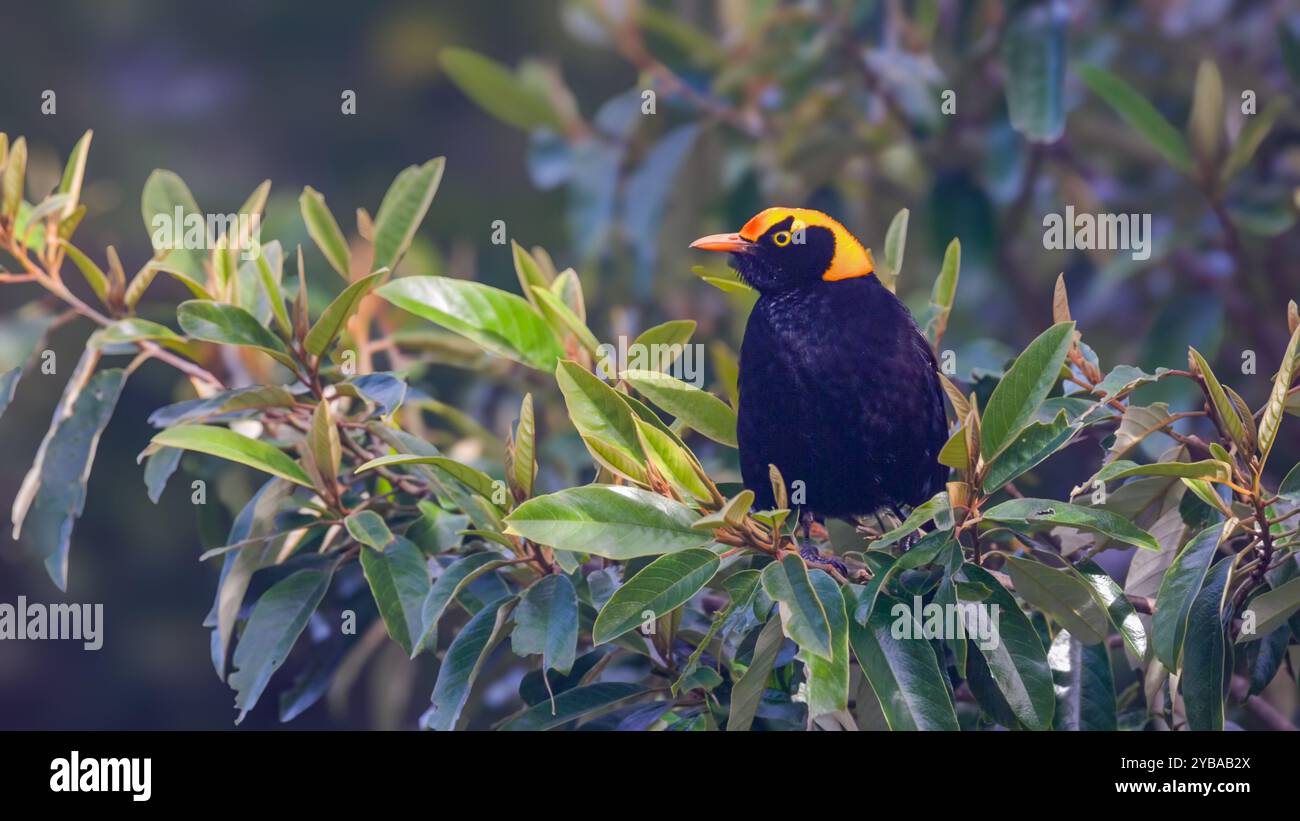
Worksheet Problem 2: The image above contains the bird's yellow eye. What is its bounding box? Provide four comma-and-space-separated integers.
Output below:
773, 231, 792, 247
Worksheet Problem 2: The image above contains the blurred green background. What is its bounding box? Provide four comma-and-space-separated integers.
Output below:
2, 0, 1298, 728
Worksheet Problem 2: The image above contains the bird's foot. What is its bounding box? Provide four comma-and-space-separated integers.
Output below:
898, 530, 921, 552
798, 539, 848, 577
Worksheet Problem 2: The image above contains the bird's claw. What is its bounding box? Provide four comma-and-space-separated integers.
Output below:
798, 540, 848, 577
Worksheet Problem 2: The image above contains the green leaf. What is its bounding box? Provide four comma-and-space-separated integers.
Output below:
62, 243, 110, 305
500, 682, 648, 731
141, 169, 207, 281
206, 479, 294, 678
1188, 347, 1251, 453
1258, 323, 1300, 468
982, 497, 1159, 551
177, 300, 294, 367
142, 446, 181, 504
57, 129, 92, 219
414, 551, 509, 656
151, 424, 313, 488
1078, 64, 1192, 173
622, 369, 738, 447
1091, 458, 1232, 485
95, 318, 183, 346
360, 534, 429, 656
344, 510, 392, 551
439, 48, 562, 132
512, 574, 579, 674
508, 393, 536, 499
2, 136, 27, 221
799, 570, 850, 719
877, 207, 909, 292
304, 270, 385, 357
305, 399, 340, 488
511, 241, 551, 305
372, 157, 445, 273
555, 360, 646, 480
980, 322, 1074, 461
229, 564, 333, 723
982, 411, 1075, 493
848, 589, 960, 731
1187, 60, 1224, 166
505, 485, 709, 560
1221, 99, 1287, 184
1182, 557, 1234, 730
423, 595, 515, 731
1004, 556, 1109, 644
1002, 3, 1068, 142
10, 354, 125, 591
958, 563, 1055, 731
355, 454, 499, 504
1048, 631, 1117, 731
1239, 576, 1300, 642
1075, 559, 1147, 660
299, 186, 351, 279
925, 238, 961, 343
377, 275, 561, 370
633, 417, 712, 501
530, 285, 600, 354
592, 548, 719, 645
871, 491, 952, 549
761, 554, 832, 660
1151, 523, 1226, 669
727, 616, 784, 732
631, 320, 697, 372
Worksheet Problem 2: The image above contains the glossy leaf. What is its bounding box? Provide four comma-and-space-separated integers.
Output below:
982, 497, 1158, 551
304, 270, 385, 357
980, 322, 1074, 461
761, 554, 832, 660
377, 275, 561, 370
1151, 523, 1225, 669
848, 589, 960, 731
229, 564, 333, 723
593, 548, 719, 645
958, 563, 1055, 731
372, 157, 445, 273
360, 534, 429, 656
299, 185, 351, 279
1048, 631, 1117, 731
623, 369, 738, 447
423, 596, 515, 731
1004, 556, 1110, 644
1182, 557, 1234, 730
500, 682, 647, 731
151, 424, 313, 488
10, 356, 125, 591
512, 573, 579, 674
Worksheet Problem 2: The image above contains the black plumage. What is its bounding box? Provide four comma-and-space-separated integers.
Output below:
692, 209, 948, 531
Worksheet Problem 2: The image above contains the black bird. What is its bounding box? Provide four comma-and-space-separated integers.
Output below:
691, 208, 948, 571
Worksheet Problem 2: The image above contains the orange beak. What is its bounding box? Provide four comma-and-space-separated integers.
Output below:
689, 233, 756, 254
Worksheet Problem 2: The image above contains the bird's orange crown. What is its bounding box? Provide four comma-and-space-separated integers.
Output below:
739, 207, 875, 282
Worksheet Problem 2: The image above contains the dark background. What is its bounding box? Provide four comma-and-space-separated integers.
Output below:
1, 0, 1298, 728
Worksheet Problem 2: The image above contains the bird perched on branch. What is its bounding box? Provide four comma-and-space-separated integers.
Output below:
691, 208, 948, 572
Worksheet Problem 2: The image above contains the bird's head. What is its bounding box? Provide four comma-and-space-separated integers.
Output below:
689, 207, 875, 293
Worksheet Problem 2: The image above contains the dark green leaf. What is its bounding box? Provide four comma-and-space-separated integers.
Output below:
360, 535, 429, 656
593, 548, 719, 645
1151, 523, 1224, 669
229, 564, 333, 723
1048, 631, 1117, 731
848, 589, 960, 730
505, 485, 707, 560
512, 573, 579, 675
